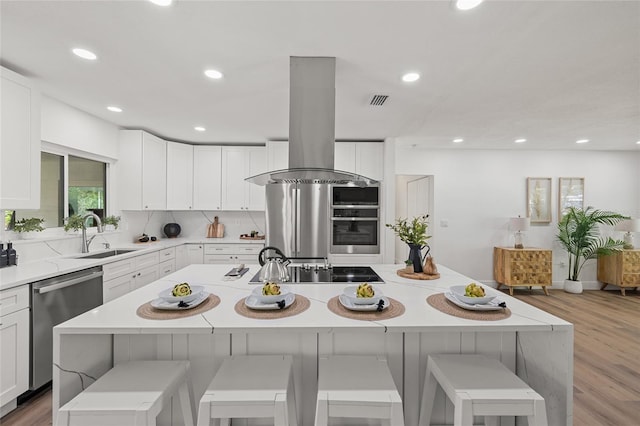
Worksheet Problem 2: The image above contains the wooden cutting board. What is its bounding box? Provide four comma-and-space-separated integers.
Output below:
207, 216, 225, 238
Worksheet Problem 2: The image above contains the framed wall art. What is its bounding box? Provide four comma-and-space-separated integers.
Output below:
559, 177, 584, 218
527, 177, 552, 223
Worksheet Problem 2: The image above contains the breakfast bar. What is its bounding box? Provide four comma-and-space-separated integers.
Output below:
53, 264, 573, 426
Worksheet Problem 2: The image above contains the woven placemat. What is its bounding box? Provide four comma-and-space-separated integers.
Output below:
136, 294, 221, 320
327, 296, 405, 321
234, 294, 311, 319
397, 269, 441, 280
426, 293, 511, 321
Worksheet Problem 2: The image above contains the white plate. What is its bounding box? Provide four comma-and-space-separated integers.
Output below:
245, 292, 296, 310
151, 291, 209, 310
252, 285, 292, 304
444, 292, 506, 311
339, 294, 389, 311
342, 285, 384, 305
159, 285, 205, 304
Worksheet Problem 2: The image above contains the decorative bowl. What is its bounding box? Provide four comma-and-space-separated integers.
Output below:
450, 285, 496, 305
253, 284, 291, 304
159, 285, 204, 304
342, 285, 384, 305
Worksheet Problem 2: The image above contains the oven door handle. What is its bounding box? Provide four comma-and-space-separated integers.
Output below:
34, 271, 104, 294
331, 217, 378, 221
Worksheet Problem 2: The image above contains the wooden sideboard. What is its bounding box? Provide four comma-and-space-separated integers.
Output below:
493, 247, 552, 295
597, 249, 640, 296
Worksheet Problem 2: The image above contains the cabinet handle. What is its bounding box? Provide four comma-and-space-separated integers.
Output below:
145, 205, 148, 209
132, 274, 136, 278
217, 207, 220, 210
164, 269, 171, 274
137, 272, 141, 277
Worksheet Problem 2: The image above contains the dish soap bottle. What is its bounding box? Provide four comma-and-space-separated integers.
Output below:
7, 242, 17, 266
0, 242, 7, 268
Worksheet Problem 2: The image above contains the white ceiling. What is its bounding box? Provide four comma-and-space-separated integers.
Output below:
1, 0, 639, 151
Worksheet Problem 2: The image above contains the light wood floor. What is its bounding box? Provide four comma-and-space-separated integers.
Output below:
2, 289, 638, 426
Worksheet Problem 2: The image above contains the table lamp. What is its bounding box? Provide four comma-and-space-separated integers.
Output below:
510, 216, 530, 249
615, 218, 640, 249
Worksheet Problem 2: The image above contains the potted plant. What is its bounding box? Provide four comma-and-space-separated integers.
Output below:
386, 215, 431, 273
64, 214, 84, 233
557, 206, 628, 293
103, 215, 121, 231
14, 217, 45, 239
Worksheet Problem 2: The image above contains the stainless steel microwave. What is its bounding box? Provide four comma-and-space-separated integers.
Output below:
330, 185, 380, 254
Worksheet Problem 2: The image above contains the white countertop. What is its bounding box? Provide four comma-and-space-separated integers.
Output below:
0, 237, 264, 291
55, 264, 571, 335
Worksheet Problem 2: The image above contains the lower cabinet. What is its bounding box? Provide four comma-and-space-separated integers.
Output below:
203, 244, 263, 264
186, 244, 204, 264
103, 251, 160, 303
0, 286, 30, 413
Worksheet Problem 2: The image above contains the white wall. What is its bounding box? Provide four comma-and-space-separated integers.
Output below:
41, 96, 119, 159
393, 147, 640, 288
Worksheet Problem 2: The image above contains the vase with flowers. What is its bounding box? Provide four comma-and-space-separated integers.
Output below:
386, 215, 431, 273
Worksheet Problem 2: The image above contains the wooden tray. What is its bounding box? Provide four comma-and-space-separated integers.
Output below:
240, 235, 265, 240
396, 269, 441, 280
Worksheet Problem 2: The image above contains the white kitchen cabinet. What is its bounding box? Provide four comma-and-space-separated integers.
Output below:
0, 67, 41, 210
267, 140, 289, 171
157, 247, 176, 278
175, 244, 188, 270
132, 265, 159, 290
166, 142, 194, 210
203, 243, 263, 264
0, 286, 30, 412
334, 142, 384, 181
193, 145, 222, 211
334, 142, 356, 174
118, 130, 167, 210
102, 251, 161, 302
221, 146, 267, 210
187, 244, 204, 264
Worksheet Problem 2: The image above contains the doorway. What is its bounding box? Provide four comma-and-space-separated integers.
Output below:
393, 175, 433, 264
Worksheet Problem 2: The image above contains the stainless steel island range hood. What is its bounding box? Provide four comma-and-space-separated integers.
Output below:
246, 56, 377, 186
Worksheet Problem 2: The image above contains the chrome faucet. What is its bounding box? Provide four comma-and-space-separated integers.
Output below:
81, 213, 103, 253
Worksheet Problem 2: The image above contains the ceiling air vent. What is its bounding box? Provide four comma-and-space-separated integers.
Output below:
369, 95, 389, 106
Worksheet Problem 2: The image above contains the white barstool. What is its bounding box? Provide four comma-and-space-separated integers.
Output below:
197, 355, 297, 426
315, 355, 404, 426
418, 354, 548, 426
57, 360, 195, 426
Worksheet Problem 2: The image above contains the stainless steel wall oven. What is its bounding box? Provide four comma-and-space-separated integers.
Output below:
330, 185, 380, 254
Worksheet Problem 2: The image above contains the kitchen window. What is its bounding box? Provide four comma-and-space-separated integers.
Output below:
4, 151, 107, 230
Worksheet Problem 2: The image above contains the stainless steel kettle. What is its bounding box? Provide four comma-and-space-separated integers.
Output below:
257, 246, 291, 283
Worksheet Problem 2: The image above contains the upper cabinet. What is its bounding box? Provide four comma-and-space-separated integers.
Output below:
266, 140, 289, 171
193, 145, 222, 211
335, 142, 384, 181
166, 142, 194, 210
118, 130, 167, 210
0, 67, 41, 209
221, 146, 267, 210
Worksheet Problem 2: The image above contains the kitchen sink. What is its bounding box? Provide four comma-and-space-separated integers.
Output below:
74, 249, 138, 259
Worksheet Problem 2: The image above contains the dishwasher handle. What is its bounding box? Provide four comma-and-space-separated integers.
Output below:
34, 271, 104, 294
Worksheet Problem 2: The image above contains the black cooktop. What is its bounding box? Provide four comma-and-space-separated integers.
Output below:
249, 266, 384, 284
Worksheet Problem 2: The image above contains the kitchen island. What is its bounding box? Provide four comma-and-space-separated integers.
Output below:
53, 264, 572, 426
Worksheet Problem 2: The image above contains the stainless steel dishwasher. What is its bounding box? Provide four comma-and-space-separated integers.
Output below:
30, 266, 103, 390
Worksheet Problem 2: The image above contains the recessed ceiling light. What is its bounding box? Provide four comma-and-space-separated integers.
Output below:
456, 0, 484, 11
149, 0, 172, 6
402, 72, 420, 83
453, 138, 464, 143
636, 140, 640, 145
72, 48, 97, 60
204, 69, 224, 79
194, 126, 206, 132
515, 138, 527, 143
576, 139, 590, 144
107, 106, 122, 113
